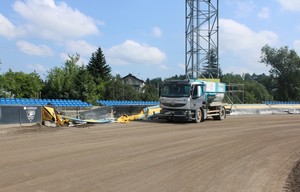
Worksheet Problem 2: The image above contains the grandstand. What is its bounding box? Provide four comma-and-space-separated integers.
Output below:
0, 98, 92, 107
97, 100, 159, 106
3, 98, 299, 107
262, 101, 300, 105
0, 98, 159, 107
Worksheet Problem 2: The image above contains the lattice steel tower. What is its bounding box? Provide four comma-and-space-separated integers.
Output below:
185, 0, 219, 79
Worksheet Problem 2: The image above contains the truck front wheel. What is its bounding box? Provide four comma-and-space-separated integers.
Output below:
194, 108, 203, 123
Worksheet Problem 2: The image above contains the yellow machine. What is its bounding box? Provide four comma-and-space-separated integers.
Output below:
117, 106, 161, 123
42, 106, 68, 126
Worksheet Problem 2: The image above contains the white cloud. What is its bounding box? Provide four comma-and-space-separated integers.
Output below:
59, 52, 69, 63
236, 1, 256, 17
220, 19, 278, 51
61, 40, 98, 65
106, 40, 166, 66
219, 19, 278, 74
257, 7, 270, 19
13, 0, 99, 41
59, 52, 86, 66
294, 40, 300, 54
178, 63, 185, 70
65, 40, 97, 57
277, 0, 300, 11
0, 13, 22, 38
27, 63, 47, 73
17, 40, 54, 56
152, 26, 162, 38
159, 65, 168, 70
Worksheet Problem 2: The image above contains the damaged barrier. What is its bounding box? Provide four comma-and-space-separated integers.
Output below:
79, 106, 148, 120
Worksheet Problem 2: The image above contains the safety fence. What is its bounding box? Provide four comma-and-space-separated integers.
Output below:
0, 105, 42, 125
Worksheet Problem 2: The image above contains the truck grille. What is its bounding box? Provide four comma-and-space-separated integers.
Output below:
161, 102, 186, 107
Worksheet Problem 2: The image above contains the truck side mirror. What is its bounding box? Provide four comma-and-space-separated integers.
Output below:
158, 87, 161, 96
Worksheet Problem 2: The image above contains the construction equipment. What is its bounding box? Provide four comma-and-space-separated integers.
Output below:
155, 78, 227, 123
42, 106, 68, 126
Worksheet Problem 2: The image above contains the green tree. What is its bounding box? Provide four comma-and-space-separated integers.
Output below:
43, 67, 65, 99
104, 75, 139, 101
0, 69, 43, 98
103, 75, 123, 100
221, 73, 244, 84
221, 73, 272, 104
62, 54, 81, 99
203, 48, 220, 78
123, 84, 140, 100
140, 84, 159, 101
220, 73, 244, 103
141, 78, 161, 101
244, 81, 272, 103
261, 45, 300, 101
87, 47, 111, 82
148, 77, 163, 87
251, 73, 273, 94
165, 74, 186, 81
44, 54, 81, 99
74, 66, 98, 104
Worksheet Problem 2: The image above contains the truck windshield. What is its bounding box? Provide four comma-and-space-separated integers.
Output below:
161, 83, 191, 97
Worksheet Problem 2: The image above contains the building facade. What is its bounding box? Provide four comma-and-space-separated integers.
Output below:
122, 74, 145, 93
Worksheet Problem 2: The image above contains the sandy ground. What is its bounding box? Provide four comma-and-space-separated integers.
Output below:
0, 115, 300, 192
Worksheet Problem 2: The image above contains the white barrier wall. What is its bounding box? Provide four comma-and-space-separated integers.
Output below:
228, 104, 300, 115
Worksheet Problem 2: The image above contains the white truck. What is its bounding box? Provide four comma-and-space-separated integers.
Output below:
156, 79, 227, 123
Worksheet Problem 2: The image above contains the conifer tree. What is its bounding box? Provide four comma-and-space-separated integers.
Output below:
87, 47, 111, 83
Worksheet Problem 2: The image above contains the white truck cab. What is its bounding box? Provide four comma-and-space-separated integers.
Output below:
157, 79, 227, 123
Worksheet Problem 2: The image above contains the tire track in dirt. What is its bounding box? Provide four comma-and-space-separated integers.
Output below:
0, 115, 300, 192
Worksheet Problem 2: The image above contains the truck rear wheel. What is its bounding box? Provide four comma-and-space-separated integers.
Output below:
214, 107, 226, 120
194, 108, 202, 123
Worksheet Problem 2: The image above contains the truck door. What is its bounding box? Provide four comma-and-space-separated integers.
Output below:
191, 84, 202, 110
191, 84, 205, 109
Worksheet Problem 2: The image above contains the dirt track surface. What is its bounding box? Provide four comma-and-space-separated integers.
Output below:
1, 115, 300, 192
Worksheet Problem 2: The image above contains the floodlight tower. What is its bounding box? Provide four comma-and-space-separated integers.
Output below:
185, 0, 219, 79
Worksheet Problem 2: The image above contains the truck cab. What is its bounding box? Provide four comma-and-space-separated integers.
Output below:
157, 79, 226, 123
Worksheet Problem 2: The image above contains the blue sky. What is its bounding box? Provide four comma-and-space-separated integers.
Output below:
1, 0, 300, 80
